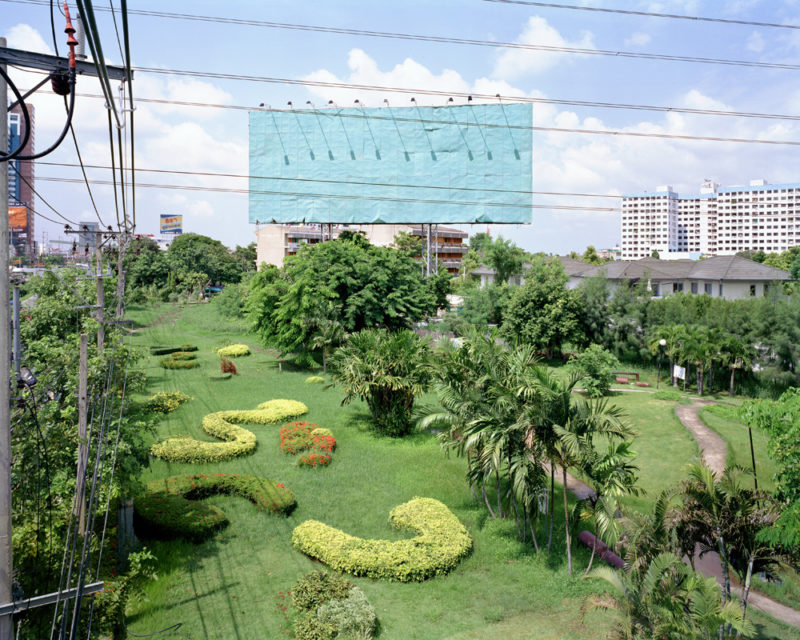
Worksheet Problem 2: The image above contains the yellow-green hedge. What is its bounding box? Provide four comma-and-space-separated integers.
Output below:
217, 344, 250, 358
305, 376, 325, 384
291, 498, 472, 582
150, 399, 309, 463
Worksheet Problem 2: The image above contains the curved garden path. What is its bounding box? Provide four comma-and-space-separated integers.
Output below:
674, 399, 800, 629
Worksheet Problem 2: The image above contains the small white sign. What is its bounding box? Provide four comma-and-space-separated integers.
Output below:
673, 365, 686, 380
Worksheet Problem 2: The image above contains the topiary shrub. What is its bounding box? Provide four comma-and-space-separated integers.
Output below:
150, 345, 198, 356
305, 376, 325, 385
292, 497, 472, 581
310, 427, 333, 438
217, 344, 250, 358
297, 452, 332, 468
317, 587, 376, 640
160, 355, 200, 370
144, 391, 192, 414
280, 422, 317, 454
220, 358, 237, 375
292, 571, 353, 612
150, 400, 309, 463
134, 474, 295, 542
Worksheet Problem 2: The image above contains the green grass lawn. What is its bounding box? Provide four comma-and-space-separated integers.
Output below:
123, 302, 800, 639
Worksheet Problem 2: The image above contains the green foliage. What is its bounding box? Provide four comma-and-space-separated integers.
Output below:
316, 587, 377, 640
217, 343, 251, 358
292, 497, 472, 581
144, 391, 192, 414
569, 344, 620, 397
441, 283, 511, 334
150, 400, 308, 462
292, 571, 354, 612
581, 245, 608, 266
159, 353, 200, 369
294, 611, 337, 640
213, 281, 249, 318
167, 232, 243, 285
329, 328, 432, 437
652, 390, 686, 403
485, 236, 526, 284
305, 376, 325, 384
94, 549, 158, 640
311, 427, 333, 437
501, 255, 582, 357
297, 452, 333, 467
247, 233, 442, 362
232, 242, 258, 273
134, 474, 295, 542
150, 344, 198, 355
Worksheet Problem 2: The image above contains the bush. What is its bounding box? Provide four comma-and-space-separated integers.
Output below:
568, 344, 619, 397
292, 571, 353, 612
220, 358, 237, 375
150, 400, 309, 463
168, 351, 198, 361
134, 474, 295, 542
310, 427, 333, 438
311, 433, 336, 453
292, 498, 472, 581
297, 453, 333, 468
317, 587, 376, 640
280, 422, 317, 454
217, 343, 250, 358
150, 345, 198, 356
294, 612, 336, 640
159, 356, 200, 370
305, 376, 325, 385
144, 391, 192, 414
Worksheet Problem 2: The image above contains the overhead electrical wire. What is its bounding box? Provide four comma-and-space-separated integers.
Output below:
34, 175, 619, 212
6, 0, 800, 72
9, 163, 80, 225
481, 0, 800, 31
37, 159, 623, 199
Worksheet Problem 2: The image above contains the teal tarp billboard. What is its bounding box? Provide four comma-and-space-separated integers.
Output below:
248, 103, 532, 224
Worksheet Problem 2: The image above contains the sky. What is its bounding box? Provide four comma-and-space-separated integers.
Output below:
6, 0, 800, 255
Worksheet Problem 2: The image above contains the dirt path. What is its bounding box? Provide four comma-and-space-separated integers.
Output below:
675, 400, 800, 629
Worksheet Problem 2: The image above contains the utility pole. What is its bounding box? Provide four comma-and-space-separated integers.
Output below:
75, 334, 88, 537
12, 287, 20, 382
95, 243, 104, 350
0, 35, 13, 640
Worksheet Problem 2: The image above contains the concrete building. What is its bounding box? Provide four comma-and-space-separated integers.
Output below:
255, 223, 468, 273
621, 179, 799, 260
7, 105, 35, 258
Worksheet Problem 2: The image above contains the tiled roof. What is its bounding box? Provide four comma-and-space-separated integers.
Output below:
580, 256, 790, 282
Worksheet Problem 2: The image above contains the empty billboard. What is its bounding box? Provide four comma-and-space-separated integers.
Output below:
248, 103, 533, 224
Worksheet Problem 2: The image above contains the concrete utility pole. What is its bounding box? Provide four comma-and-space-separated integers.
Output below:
95, 244, 104, 350
75, 334, 88, 537
0, 36, 13, 640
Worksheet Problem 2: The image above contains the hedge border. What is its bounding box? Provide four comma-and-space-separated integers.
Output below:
134, 474, 295, 542
292, 498, 472, 581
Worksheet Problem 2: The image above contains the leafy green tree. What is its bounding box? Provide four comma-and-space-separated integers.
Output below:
575, 273, 610, 345
648, 324, 687, 387
568, 344, 620, 397
167, 233, 242, 285
249, 234, 440, 361
232, 242, 257, 273
720, 336, 753, 397
329, 328, 432, 436
392, 230, 422, 257
581, 245, 604, 265
486, 236, 525, 284
308, 302, 345, 372
501, 256, 582, 358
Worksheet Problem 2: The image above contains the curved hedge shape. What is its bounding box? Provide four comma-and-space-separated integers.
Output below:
151, 345, 198, 356
217, 344, 250, 358
160, 354, 200, 370
150, 399, 309, 463
292, 498, 472, 581
134, 474, 295, 542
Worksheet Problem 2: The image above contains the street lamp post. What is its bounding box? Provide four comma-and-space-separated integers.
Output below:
657, 338, 666, 389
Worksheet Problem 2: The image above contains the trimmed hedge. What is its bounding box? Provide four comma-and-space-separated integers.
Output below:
305, 376, 325, 385
150, 400, 309, 463
144, 391, 192, 414
291, 573, 376, 640
217, 344, 250, 358
297, 452, 332, 467
160, 351, 200, 370
292, 498, 472, 581
280, 422, 318, 454
150, 345, 198, 356
134, 474, 295, 542
280, 422, 337, 466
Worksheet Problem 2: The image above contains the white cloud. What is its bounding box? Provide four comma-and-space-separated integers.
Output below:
491, 16, 595, 79
747, 31, 765, 52
624, 32, 652, 47
4, 23, 53, 54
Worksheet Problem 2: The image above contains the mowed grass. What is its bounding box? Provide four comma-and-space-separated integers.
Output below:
125, 303, 610, 640
123, 303, 800, 639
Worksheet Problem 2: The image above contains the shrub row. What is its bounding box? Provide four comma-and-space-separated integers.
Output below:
160, 351, 200, 369
144, 391, 192, 414
297, 452, 332, 467
291, 498, 472, 582
150, 400, 309, 463
305, 376, 325, 385
291, 572, 376, 640
217, 344, 250, 358
150, 345, 198, 356
134, 474, 295, 542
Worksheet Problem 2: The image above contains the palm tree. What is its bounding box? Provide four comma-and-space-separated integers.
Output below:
308, 304, 345, 373
682, 325, 711, 396
587, 552, 755, 639
649, 324, 686, 387
720, 336, 753, 397
578, 440, 642, 575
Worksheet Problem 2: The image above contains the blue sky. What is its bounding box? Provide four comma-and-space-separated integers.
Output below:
6, 0, 800, 254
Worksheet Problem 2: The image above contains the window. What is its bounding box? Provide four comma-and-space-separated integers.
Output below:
704, 283, 712, 295
750, 284, 756, 296
691, 282, 698, 294
673, 282, 683, 293
719, 283, 724, 297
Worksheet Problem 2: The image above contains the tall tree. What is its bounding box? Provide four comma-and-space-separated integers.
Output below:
486, 237, 526, 284
167, 233, 243, 284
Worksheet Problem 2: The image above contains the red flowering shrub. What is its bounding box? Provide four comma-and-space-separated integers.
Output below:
220, 358, 237, 375
280, 422, 317, 454
311, 434, 337, 452
297, 453, 332, 467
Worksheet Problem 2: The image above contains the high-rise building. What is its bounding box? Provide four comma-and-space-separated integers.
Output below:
7, 105, 35, 258
621, 179, 799, 259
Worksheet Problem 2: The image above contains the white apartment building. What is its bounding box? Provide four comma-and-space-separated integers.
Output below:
621, 179, 800, 259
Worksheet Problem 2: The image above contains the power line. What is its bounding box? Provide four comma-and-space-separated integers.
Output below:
36, 160, 623, 200
481, 0, 800, 31
9, 162, 80, 225
7, 0, 800, 72
34, 175, 619, 212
